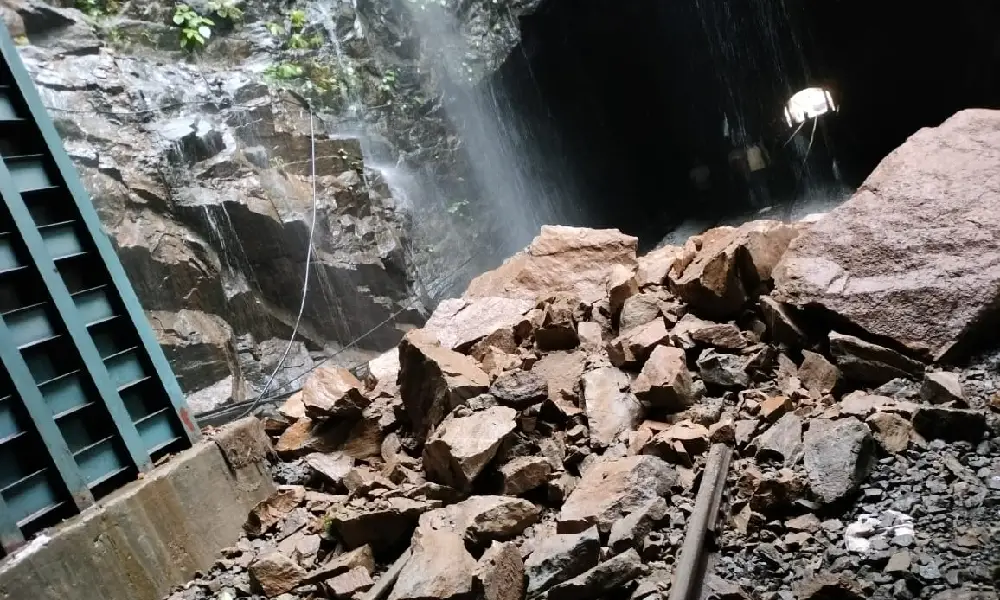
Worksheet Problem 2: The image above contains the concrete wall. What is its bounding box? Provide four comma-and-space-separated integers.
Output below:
0, 418, 276, 600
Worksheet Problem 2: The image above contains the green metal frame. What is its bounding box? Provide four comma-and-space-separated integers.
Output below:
0, 25, 201, 553
0, 163, 154, 473
0, 28, 200, 445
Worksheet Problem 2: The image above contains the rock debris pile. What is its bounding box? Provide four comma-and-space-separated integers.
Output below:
167, 112, 1000, 600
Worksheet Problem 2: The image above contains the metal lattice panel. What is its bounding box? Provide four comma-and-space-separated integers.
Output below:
0, 26, 200, 554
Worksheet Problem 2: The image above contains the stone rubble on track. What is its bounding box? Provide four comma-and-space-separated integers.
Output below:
167, 183, 1000, 600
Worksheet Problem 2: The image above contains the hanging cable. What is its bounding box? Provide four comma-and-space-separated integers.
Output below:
781, 118, 808, 147
203, 252, 474, 422
804, 117, 819, 160
242, 106, 320, 417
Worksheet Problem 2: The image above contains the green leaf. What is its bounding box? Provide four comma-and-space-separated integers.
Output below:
173, 14, 185, 24
198, 25, 212, 38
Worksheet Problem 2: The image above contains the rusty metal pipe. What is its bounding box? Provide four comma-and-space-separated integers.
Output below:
669, 443, 733, 600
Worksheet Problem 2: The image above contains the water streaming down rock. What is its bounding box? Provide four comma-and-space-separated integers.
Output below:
403, 0, 573, 263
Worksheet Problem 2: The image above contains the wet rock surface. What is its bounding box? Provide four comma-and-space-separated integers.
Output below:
167, 216, 998, 600
12, 0, 550, 417
773, 109, 1000, 363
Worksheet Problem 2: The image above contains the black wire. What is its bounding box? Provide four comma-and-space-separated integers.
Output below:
44, 92, 479, 421
199, 253, 475, 421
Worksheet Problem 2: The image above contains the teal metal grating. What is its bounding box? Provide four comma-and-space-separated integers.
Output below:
0, 26, 200, 554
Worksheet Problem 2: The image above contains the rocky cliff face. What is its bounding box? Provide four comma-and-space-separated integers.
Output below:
0, 0, 541, 412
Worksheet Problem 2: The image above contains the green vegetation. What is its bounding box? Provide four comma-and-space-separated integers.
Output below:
289, 9, 307, 30
379, 69, 397, 94
266, 8, 323, 50
75, 0, 120, 17
264, 62, 305, 81
173, 4, 215, 50
207, 0, 243, 22
172, 1, 244, 51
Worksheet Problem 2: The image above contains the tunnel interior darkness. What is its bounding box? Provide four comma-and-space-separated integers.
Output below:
485, 0, 1000, 247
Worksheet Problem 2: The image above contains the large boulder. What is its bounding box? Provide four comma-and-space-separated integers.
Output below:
803, 418, 875, 503
580, 367, 643, 448
423, 407, 518, 490
398, 330, 490, 442
773, 110, 1000, 362
301, 365, 369, 419
464, 226, 639, 304
669, 221, 799, 320
558, 455, 676, 534
423, 297, 534, 352
388, 526, 477, 600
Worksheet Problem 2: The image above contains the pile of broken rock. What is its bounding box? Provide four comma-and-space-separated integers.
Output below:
167, 112, 1000, 600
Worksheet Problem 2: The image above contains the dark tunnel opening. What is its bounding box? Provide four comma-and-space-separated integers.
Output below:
482, 0, 1000, 250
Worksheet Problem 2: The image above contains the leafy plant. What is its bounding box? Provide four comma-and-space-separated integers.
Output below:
289, 9, 307, 31
288, 32, 323, 49
379, 69, 397, 93
75, 0, 119, 17
264, 62, 305, 81
173, 4, 215, 50
207, 0, 243, 22
265, 21, 285, 36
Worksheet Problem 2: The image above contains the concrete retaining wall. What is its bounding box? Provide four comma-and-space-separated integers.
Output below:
0, 418, 276, 600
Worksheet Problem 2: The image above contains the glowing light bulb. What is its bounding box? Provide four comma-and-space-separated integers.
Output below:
784, 87, 837, 127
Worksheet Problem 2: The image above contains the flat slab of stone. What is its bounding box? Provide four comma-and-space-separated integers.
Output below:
464, 226, 639, 305
773, 109, 1000, 361
558, 455, 676, 534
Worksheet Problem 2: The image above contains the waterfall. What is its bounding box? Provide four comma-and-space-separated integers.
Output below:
403, 1, 574, 264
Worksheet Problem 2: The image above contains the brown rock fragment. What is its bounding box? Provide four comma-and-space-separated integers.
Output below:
759, 396, 792, 422
670, 221, 798, 320
632, 345, 695, 411
398, 329, 490, 442
637, 244, 683, 287
388, 527, 476, 600
278, 391, 306, 421
463, 226, 639, 305
607, 264, 639, 317
607, 318, 669, 369
423, 406, 517, 490
576, 321, 603, 349
419, 495, 541, 544
423, 297, 534, 352
921, 371, 966, 405
865, 412, 911, 454
326, 567, 374, 598
249, 552, 306, 598
641, 421, 710, 461
475, 542, 525, 600
581, 367, 643, 448
545, 549, 643, 600
301, 366, 369, 419
535, 294, 581, 351
500, 456, 553, 496
828, 331, 924, 386
246, 486, 306, 537
303, 451, 354, 488
798, 350, 841, 396
524, 527, 600, 595
558, 455, 676, 534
